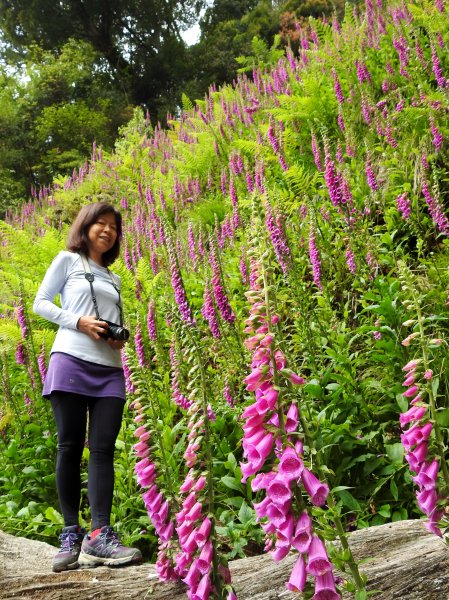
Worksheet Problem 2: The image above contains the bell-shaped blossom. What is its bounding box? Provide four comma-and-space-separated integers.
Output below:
400, 405, 427, 427
251, 471, 277, 492
191, 572, 211, 600
278, 446, 304, 481
266, 500, 291, 528
284, 403, 299, 433
246, 432, 274, 464
417, 488, 437, 515
312, 571, 340, 600
194, 517, 212, 547
401, 422, 433, 450
307, 535, 333, 577
266, 475, 292, 506
196, 540, 213, 574
302, 468, 329, 506
405, 442, 428, 472
292, 511, 313, 553
182, 560, 201, 588
286, 553, 307, 592
413, 459, 439, 491
270, 542, 290, 562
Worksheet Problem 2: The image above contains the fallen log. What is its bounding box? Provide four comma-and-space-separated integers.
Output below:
1, 520, 448, 599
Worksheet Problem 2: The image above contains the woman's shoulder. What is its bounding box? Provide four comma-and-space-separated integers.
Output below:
54, 250, 80, 263
49, 251, 81, 272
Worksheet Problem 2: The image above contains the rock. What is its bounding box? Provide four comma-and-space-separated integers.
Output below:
0, 520, 448, 599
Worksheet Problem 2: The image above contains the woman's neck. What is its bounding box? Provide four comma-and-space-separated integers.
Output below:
87, 251, 104, 267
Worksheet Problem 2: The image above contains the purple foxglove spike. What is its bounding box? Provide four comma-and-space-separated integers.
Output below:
286, 554, 307, 592
311, 131, 323, 171
332, 68, 345, 103
307, 535, 333, 576
345, 247, 357, 275
16, 305, 27, 337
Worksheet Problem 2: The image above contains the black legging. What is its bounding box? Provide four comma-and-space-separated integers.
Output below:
50, 391, 125, 530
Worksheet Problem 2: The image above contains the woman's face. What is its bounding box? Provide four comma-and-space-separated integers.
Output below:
86, 212, 118, 259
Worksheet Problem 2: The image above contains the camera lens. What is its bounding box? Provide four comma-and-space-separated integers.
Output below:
108, 324, 130, 341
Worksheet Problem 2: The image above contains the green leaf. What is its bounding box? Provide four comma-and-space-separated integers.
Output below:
304, 382, 323, 398
238, 501, 254, 525
436, 409, 449, 427
335, 489, 361, 511
396, 393, 409, 413
6, 441, 17, 459
45, 506, 63, 524
385, 443, 404, 465
377, 504, 391, 518
225, 453, 238, 474
221, 476, 243, 492
390, 478, 399, 501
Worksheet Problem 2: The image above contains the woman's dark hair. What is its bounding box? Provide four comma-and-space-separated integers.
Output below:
67, 202, 122, 267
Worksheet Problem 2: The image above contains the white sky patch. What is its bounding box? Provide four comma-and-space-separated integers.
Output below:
181, 22, 201, 46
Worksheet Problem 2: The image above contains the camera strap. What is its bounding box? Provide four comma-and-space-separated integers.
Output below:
79, 254, 124, 326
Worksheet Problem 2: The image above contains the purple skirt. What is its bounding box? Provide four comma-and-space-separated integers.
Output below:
43, 352, 126, 400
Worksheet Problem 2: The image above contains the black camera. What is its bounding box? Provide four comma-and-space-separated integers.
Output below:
100, 320, 130, 341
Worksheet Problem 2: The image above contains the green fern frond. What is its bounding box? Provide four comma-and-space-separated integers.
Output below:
182, 93, 194, 112
283, 164, 318, 198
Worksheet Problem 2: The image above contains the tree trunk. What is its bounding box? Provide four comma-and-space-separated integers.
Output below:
1, 520, 448, 599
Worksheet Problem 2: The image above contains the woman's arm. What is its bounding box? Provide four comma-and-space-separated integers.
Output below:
32, 252, 80, 330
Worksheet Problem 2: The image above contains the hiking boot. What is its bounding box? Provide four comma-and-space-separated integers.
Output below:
79, 526, 142, 567
52, 525, 85, 573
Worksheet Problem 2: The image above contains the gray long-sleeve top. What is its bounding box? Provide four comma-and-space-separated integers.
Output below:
33, 251, 123, 368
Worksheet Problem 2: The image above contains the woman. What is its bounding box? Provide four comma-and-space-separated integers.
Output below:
33, 202, 141, 572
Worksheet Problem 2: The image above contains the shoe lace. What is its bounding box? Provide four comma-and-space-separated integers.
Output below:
59, 532, 80, 552
101, 527, 123, 549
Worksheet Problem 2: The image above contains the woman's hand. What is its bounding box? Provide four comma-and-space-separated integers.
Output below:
76, 315, 109, 340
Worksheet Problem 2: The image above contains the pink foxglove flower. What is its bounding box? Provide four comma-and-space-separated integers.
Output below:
302, 469, 329, 506
307, 535, 333, 576
286, 554, 307, 592
292, 511, 313, 553
279, 446, 304, 481
312, 571, 340, 600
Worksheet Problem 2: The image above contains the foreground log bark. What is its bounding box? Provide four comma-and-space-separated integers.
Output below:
1, 520, 448, 599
